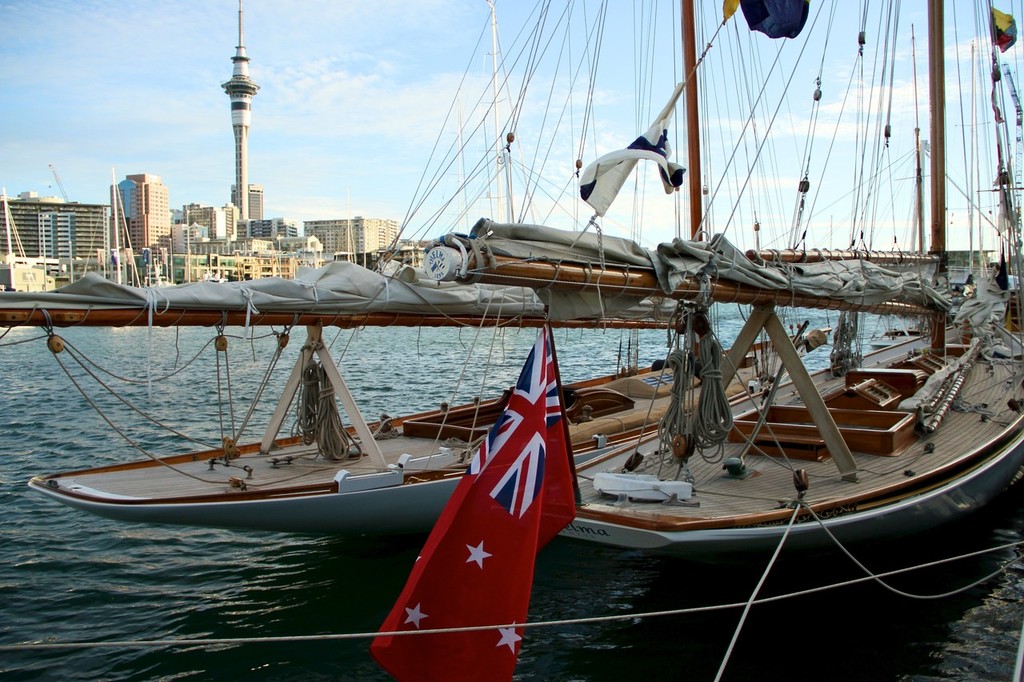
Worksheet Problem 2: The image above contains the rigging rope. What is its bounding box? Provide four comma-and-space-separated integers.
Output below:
829, 310, 862, 376
692, 331, 733, 460
294, 357, 360, 461
4, 534, 1019, 654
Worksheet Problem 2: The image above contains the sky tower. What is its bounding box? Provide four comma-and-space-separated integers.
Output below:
222, 0, 259, 221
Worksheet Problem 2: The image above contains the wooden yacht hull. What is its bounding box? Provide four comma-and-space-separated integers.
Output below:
28, 471, 462, 535
25, 368, 663, 535
26, 445, 625, 535
561, 421, 1024, 558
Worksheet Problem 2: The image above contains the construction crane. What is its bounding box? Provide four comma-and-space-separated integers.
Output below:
48, 164, 69, 202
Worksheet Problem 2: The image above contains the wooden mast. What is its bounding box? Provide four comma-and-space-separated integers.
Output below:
928, 0, 947, 350
682, 0, 702, 238
911, 26, 926, 252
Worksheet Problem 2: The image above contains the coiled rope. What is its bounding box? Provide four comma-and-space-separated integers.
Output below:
693, 332, 733, 461
295, 358, 360, 461
657, 347, 692, 472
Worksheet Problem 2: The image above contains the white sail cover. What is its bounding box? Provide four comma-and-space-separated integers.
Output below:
0, 259, 670, 323
0, 261, 547, 318
451, 219, 950, 319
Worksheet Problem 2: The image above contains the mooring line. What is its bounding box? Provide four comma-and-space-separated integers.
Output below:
1, 538, 1020, 653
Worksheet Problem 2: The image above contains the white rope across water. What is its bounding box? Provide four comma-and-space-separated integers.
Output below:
1, 536, 1019, 654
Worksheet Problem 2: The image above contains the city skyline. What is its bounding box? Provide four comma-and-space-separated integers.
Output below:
2, 1, 545, 231
2, 2, 1021, 254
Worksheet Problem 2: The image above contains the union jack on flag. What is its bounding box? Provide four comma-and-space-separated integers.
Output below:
468, 331, 561, 519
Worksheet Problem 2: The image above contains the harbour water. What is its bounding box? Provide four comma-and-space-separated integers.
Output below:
1, 314, 1022, 681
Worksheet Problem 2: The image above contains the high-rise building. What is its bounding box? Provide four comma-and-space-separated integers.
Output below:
222, 1, 259, 221
171, 222, 209, 254
182, 203, 236, 241
2, 192, 108, 262
247, 184, 264, 221
247, 217, 299, 240
303, 217, 399, 257
114, 174, 170, 250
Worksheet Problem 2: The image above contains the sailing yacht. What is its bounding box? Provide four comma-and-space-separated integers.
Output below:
2, 0, 1023, 557
421, 0, 1024, 556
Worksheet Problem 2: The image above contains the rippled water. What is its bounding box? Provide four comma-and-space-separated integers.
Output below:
1, 311, 1022, 681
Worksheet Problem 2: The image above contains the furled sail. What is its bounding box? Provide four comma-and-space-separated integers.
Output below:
0, 259, 673, 327
428, 219, 951, 319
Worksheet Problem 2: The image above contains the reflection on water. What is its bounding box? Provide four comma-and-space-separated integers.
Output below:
0, 322, 1021, 680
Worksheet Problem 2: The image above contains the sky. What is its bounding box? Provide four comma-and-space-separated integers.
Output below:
2, 0, 1023, 254
1, 1, 513, 227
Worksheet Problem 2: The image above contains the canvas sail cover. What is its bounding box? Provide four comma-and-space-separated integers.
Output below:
0, 259, 668, 323
460, 220, 950, 319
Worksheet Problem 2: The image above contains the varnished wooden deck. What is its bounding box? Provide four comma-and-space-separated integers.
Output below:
42, 368, 686, 503
48, 432, 455, 501
575, 353, 1024, 531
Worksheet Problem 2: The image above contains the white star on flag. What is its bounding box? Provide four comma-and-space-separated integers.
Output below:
496, 625, 522, 652
403, 603, 427, 629
466, 541, 492, 569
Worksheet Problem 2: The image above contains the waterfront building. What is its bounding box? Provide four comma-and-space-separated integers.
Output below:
279, 235, 325, 270
303, 216, 399, 264
1, 192, 108, 279
170, 222, 210, 254
114, 174, 171, 251
247, 184, 264, 221
247, 217, 299, 240
182, 203, 237, 241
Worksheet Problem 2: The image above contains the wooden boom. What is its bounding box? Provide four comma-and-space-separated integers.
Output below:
431, 250, 938, 317
0, 308, 669, 330
745, 249, 939, 265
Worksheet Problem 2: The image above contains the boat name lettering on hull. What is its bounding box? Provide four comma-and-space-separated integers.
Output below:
563, 522, 611, 537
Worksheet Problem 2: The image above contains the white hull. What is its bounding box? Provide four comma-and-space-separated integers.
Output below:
27, 444, 622, 535
30, 473, 461, 535
560, 426, 1024, 557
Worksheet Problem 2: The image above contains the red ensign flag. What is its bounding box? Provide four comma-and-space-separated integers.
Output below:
370, 327, 576, 681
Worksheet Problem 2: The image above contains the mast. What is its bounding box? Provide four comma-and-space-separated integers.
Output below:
911, 26, 925, 251
111, 169, 122, 285
2, 189, 12, 263
681, 0, 702, 238
928, 0, 946, 349
487, 0, 507, 223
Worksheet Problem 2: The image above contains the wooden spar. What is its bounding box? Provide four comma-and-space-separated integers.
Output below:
0, 309, 669, 330
721, 304, 858, 481
259, 324, 387, 469
435, 252, 938, 317
928, 0, 947, 350
681, 0, 701, 238
745, 249, 939, 265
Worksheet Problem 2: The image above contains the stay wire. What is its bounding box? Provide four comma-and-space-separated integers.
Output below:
53, 339, 216, 450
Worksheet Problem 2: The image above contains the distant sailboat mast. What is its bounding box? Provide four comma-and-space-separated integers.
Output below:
111, 169, 122, 285
2, 189, 12, 263
911, 26, 925, 253
487, 0, 512, 223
